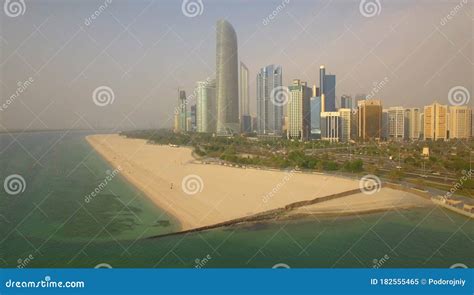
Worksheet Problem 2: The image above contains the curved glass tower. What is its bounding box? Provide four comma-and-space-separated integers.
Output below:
216, 19, 239, 135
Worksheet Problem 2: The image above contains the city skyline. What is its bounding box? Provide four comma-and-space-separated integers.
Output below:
1, 0, 472, 131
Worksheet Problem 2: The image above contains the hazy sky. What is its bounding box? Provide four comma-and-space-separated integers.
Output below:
0, 0, 472, 131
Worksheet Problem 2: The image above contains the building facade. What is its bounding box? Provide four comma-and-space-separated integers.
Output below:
340, 95, 352, 109
358, 99, 382, 141
310, 96, 321, 139
339, 108, 351, 142
449, 106, 472, 139
240, 62, 250, 132
196, 80, 217, 133
405, 108, 421, 140
321, 111, 341, 142
287, 79, 311, 140
216, 20, 240, 135
424, 102, 448, 141
388, 107, 405, 141
256, 65, 283, 135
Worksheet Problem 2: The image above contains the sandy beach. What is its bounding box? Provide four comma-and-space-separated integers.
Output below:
86, 134, 430, 231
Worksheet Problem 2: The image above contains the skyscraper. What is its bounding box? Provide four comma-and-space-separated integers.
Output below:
321, 111, 341, 142
216, 19, 239, 135
381, 109, 389, 140
341, 95, 353, 109
405, 108, 421, 140
256, 65, 283, 135
339, 108, 351, 142
449, 106, 472, 139
177, 89, 187, 132
358, 99, 382, 141
196, 79, 217, 133
319, 65, 336, 112
310, 96, 321, 139
287, 79, 311, 140
190, 105, 197, 132
388, 107, 405, 141
424, 102, 448, 141
240, 62, 251, 133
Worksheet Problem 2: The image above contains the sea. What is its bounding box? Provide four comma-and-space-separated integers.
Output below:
0, 131, 472, 268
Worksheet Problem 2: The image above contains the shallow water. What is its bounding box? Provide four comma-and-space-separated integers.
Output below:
0, 131, 472, 268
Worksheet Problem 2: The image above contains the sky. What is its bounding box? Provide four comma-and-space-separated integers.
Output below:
0, 0, 472, 131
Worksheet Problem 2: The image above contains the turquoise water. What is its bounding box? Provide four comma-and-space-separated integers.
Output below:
0, 131, 472, 268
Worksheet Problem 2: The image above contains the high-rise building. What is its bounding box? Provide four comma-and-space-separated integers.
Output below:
190, 105, 197, 132
449, 106, 472, 139
319, 65, 336, 112
216, 19, 239, 136
339, 108, 351, 142
424, 102, 448, 141
388, 107, 405, 141
256, 65, 283, 135
341, 95, 352, 109
310, 96, 321, 139
240, 62, 250, 133
177, 89, 187, 132
405, 108, 421, 140
196, 80, 217, 133
287, 79, 311, 140
381, 109, 389, 140
420, 112, 424, 139
358, 99, 382, 141
355, 94, 367, 108
350, 109, 358, 140
321, 111, 341, 142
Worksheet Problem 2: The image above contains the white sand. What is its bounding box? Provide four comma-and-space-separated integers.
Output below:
86, 134, 428, 231
289, 188, 430, 216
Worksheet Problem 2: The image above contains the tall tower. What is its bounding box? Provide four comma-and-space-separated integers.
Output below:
196, 79, 217, 133
177, 89, 187, 132
256, 65, 283, 135
388, 107, 405, 141
216, 19, 239, 136
358, 99, 382, 141
319, 65, 336, 112
287, 79, 311, 140
240, 62, 251, 133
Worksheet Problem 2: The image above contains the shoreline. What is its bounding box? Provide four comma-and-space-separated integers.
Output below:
85, 134, 186, 231
85, 134, 431, 234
